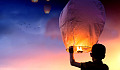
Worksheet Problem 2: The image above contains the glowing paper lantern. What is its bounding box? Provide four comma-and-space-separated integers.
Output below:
59, 0, 106, 53
31, 0, 38, 3
46, 0, 50, 2
44, 4, 51, 14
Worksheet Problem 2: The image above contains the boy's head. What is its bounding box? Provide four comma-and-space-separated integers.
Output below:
90, 44, 106, 60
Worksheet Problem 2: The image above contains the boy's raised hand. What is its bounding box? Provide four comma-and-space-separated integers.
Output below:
69, 46, 74, 53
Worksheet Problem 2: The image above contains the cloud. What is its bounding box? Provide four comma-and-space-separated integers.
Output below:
0, 34, 65, 69
0, 34, 65, 68
99, 17, 120, 41
0, 8, 64, 66
100, 25, 119, 41
45, 17, 62, 40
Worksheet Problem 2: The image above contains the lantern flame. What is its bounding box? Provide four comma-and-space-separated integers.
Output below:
77, 46, 83, 53
45, 11, 50, 14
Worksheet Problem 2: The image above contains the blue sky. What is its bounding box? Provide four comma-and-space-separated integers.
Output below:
0, 0, 68, 64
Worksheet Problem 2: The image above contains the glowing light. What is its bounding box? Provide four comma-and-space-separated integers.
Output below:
77, 46, 83, 53
31, 0, 38, 3
46, 0, 50, 1
59, 0, 105, 53
45, 11, 50, 14
44, 4, 51, 14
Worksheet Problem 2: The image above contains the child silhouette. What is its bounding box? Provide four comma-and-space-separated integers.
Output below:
69, 44, 109, 70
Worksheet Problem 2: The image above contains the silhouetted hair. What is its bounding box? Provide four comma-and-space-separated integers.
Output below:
92, 44, 106, 60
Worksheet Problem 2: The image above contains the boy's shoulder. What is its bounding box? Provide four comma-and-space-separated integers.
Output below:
81, 61, 109, 70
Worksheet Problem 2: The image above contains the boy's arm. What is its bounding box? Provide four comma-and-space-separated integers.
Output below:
69, 46, 81, 68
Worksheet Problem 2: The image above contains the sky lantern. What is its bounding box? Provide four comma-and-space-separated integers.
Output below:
59, 0, 106, 53
31, 0, 38, 3
44, 4, 51, 14
46, 0, 50, 2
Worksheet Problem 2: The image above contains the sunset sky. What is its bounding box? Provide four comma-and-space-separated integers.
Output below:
0, 0, 120, 70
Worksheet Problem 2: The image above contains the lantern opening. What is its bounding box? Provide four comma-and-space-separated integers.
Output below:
66, 46, 92, 53
77, 46, 83, 53
45, 11, 50, 14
